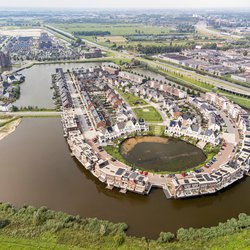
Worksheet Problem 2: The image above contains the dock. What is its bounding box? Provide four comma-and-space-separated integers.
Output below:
119, 188, 127, 194
106, 185, 114, 190
163, 186, 173, 199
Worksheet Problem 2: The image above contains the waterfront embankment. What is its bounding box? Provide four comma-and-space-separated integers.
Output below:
121, 136, 168, 154
0, 117, 21, 141
0, 118, 250, 238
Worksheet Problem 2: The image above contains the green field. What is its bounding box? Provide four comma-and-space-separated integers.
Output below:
51, 23, 170, 36
116, 88, 148, 106
50, 23, 175, 49
1, 228, 250, 250
97, 36, 127, 43
133, 106, 163, 123
0, 236, 70, 250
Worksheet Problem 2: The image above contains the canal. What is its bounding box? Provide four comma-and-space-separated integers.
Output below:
13, 62, 102, 109
0, 118, 249, 239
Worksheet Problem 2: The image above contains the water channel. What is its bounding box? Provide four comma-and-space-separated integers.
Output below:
0, 118, 249, 239
13, 62, 103, 108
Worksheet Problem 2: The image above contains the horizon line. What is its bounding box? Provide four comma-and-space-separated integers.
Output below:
1, 6, 250, 11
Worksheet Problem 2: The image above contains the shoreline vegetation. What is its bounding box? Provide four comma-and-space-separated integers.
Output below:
0, 202, 249, 250
0, 116, 21, 141
11, 105, 57, 112
0, 112, 58, 142
120, 136, 168, 154
14, 57, 130, 73
104, 135, 219, 174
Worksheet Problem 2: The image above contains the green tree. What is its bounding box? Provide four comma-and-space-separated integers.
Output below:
157, 232, 175, 243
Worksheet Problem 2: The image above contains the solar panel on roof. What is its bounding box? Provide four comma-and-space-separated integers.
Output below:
116, 168, 125, 176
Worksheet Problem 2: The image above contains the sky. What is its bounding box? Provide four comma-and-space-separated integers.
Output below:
0, 0, 250, 9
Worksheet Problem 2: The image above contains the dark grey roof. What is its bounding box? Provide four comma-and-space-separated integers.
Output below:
204, 129, 213, 136
191, 124, 199, 132
117, 122, 125, 130
115, 168, 125, 176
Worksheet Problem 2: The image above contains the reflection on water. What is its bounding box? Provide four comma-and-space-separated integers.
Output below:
0, 118, 249, 239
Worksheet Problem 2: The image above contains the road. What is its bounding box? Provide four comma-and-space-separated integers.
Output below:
195, 21, 243, 39
48, 25, 250, 97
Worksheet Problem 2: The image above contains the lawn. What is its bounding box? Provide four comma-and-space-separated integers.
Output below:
133, 106, 163, 123
104, 145, 127, 165
116, 88, 148, 106
149, 125, 165, 135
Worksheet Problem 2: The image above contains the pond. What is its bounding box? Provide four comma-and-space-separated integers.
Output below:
120, 136, 207, 172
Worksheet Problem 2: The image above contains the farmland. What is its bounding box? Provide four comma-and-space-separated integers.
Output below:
49, 22, 177, 49
51, 23, 171, 36
97, 36, 127, 43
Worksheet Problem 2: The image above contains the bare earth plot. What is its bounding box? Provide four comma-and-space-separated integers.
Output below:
0, 27, 43, 37
97, 36, 127, 43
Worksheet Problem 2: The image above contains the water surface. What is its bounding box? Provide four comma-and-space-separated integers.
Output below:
0, 118, 249, 239
121, 136, 206, 172
13, 62, 102, 108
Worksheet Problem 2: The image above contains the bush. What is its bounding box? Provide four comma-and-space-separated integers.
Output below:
0, 219, 10, 229
32, 207, 48, 226
176, 214, 250, 241
158, 232, 175, 243
113, 234, 125, 246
